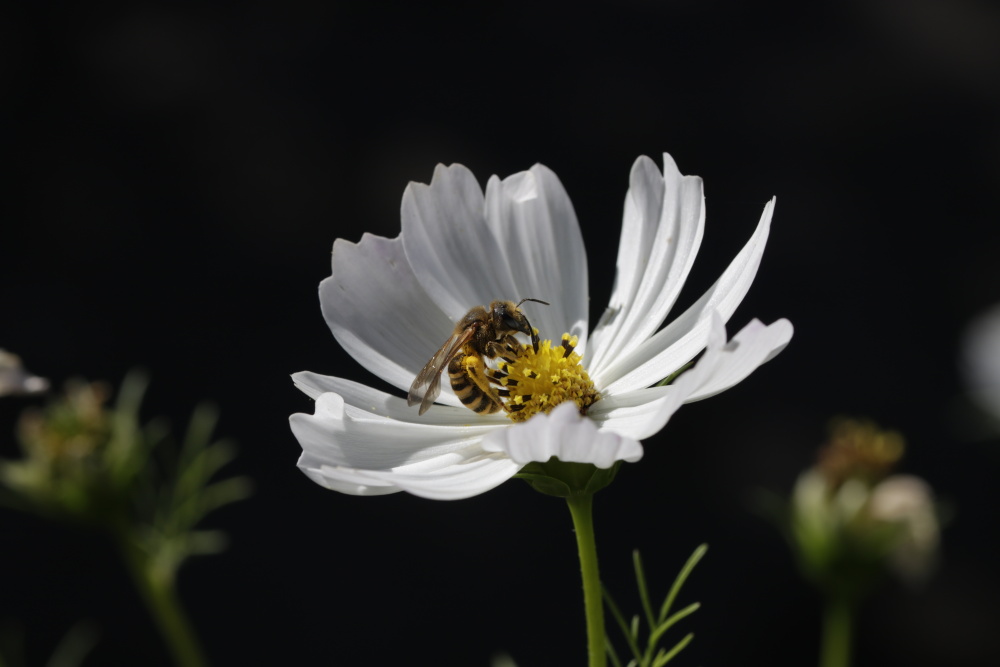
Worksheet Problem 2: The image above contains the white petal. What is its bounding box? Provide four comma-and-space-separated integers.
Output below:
400, 163, 520, 319
869, 475, 935, 522
869, 474, 939, 583
647, 312, 789, 407
594, 197, 776, 395
401, 163, 589, 350
291, 392, 499, 471
300, 451, 521, 500
588, 385, 687, 440
588, 154, 705, 373
321, 233, 462, 405
354, 454, 523, 500
292, 371, 509, 426
683, 317, 793, 402
481, 402, 643, 468
298, 464, 400, 496
483, 164, 589, 347
290, 388, 521, 499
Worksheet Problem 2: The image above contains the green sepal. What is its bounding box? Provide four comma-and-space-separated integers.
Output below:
515, 458, 622, 497
514, 472, 572, 498
585, 461, 622, 494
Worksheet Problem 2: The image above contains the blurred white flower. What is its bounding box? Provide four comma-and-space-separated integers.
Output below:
789, 419, 939, 586
868, 474, 939, 583
0, 349, 48, 396
290, 154, 792, 499
962, 302, 1000, 422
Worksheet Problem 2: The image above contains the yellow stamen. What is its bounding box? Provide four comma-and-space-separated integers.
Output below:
493, 333, 600, 422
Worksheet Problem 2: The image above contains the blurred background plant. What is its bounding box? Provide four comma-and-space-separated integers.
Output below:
1, 367, 251, 667
0, 621, 99, 667
765, 418, 940, 667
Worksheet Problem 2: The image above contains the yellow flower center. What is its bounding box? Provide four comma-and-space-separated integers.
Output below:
818, 417, 905, 489
490, 333, 600, 422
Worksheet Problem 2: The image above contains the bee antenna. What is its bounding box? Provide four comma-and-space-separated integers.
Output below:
515, 299, 546, 354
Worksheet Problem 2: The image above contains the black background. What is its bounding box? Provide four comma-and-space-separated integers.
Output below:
3, 1, 1000, 665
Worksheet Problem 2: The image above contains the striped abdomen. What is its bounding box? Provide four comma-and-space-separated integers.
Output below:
448, 354, 503, 414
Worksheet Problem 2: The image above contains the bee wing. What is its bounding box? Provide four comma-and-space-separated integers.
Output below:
407, 326, 476, 415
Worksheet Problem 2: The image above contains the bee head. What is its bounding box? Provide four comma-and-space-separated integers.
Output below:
492, 298, 548, 352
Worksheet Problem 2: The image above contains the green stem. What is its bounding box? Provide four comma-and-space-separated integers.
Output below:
819, 595, 853, 667
119, 539, 209, 667
567, 493, 606, 667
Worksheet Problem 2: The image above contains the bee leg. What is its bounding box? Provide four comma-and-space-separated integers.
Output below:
458, 355, 504, 414
483, 340, 505, 358
487, 336, 523, 364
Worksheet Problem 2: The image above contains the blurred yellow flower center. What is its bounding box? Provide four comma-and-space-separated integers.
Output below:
818, 417, 905, 489
491, 333, 600, 422
18, 381, 111, 465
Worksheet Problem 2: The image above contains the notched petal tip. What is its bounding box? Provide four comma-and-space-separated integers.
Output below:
503, 169, 539, 203
659, 152, 680, 176
678, 314, 794, 403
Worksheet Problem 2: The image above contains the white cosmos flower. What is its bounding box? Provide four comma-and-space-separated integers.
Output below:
290, 154, 793, 500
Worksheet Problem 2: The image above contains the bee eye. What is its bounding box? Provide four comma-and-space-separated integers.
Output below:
503, 315, 519, 329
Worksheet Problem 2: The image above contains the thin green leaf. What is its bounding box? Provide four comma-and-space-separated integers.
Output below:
658, 544, 707, 624
193, 476, 253, 520
177, 473, 249, 525
649, 602, 700, 648
176, 444, 236, 499
107, 372, 151, 476
45, 621, 99, 667
603, 586, 643, 662
169, 406, 228, 512
174, 439, 235, 501
632, 550, 657, 631
181, 404, 218, 454
651, 633, 693, 667
490, 654, 518, 667
118, 416, 168, 482
606, 637, 624, 667
184, 529, 230, 556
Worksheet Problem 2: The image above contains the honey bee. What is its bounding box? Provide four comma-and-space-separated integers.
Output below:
407, 298, 548, 415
